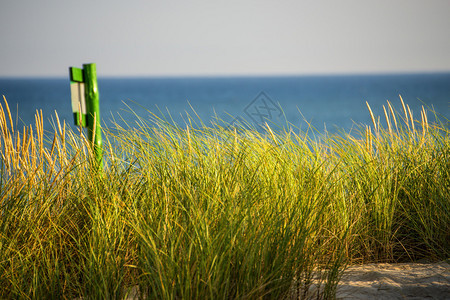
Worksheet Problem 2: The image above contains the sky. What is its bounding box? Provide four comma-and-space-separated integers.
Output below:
1, 0, 449, 77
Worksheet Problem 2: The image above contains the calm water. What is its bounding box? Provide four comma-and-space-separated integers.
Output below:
0, 73, 449, 134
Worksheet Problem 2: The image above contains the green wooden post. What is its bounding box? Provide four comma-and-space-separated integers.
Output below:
83, 63, 103, 168
69, 63, 103, 169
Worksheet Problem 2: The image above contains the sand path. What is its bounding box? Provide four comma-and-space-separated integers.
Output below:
99, 261, 450, 299
335, 261, 449, 299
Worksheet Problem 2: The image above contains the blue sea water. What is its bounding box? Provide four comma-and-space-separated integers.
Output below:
0, 73, 449, 135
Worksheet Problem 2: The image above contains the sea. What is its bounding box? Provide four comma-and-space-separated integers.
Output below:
0, 73, 449, 136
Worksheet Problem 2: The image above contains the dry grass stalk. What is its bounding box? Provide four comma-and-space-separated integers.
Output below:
407, 104, 415, 134
383, 105, 392, 136
399, 95, 409, 129
365, 125, 373, 155
387, 100, 398, 133
366, 101, 377, 133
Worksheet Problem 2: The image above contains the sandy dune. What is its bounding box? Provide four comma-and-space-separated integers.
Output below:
89, 261, 450, 299
335, 261, 450, 299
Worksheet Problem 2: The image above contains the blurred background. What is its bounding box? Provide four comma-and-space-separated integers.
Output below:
1, 0, 449, 132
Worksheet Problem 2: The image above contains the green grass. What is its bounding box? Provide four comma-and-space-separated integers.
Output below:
0, 95, 448, 299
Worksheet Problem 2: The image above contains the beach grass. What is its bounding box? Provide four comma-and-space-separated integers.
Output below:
0, 95, 448, 299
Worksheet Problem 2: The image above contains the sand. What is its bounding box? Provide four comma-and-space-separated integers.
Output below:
335, 261, 450, 299
89, 261, 450, 299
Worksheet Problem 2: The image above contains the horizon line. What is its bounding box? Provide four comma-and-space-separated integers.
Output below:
1, 70, 450, 80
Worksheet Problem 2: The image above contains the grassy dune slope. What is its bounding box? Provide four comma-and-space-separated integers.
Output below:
0, 96, 448, 299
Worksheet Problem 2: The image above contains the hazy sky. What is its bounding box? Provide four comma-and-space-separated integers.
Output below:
1, 0, 449, 77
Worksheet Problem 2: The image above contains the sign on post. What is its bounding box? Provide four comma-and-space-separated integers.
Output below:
69, 67, 87, 127
69, 63, 103, 168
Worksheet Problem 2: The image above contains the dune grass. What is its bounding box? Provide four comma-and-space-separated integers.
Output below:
0, 95, 448, 299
